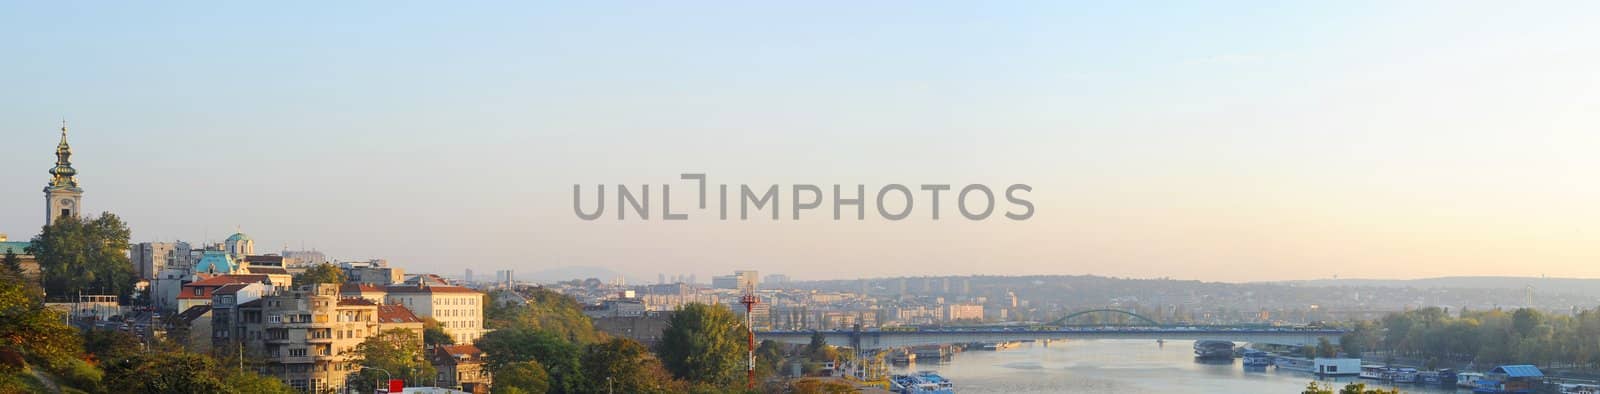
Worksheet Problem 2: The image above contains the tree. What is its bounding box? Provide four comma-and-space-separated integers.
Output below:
1316, 337, 1339, 358
494, 360, 551, 394
82, 329, 143, 364
424, 317, 455, 347
294, 262, 346, 285
103, 351, 230, 393
579, 337, 684, 394
0, 250, 20, 278
350, 328, 436, 393
486, 288, 600, 344
28, 213, 136, 298
221, 370, 295, 394
756, 340, 785, 379
0, 268, 80, 373
478, 327, 585, 393
655, 303, 747, 388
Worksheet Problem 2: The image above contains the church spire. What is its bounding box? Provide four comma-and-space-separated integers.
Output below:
48, 120, 78, 189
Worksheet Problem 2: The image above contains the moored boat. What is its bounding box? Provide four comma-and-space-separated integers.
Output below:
1360, 365, 1386, 380
1194, 340, 1235, 359
1242, 350, 1272, 368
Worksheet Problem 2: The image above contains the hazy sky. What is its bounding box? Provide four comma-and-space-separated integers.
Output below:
3, 2, 1598, 282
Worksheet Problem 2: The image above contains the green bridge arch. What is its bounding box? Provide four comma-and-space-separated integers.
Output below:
1048, 309, 1162, 326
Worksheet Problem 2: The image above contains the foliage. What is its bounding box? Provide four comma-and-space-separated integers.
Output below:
82, 329, 142, 364
0, 267, 80, 374
293, 262, 346, 285
655, 303, 748, 388
1316, 337, 1339, 358
220, 370, 295, 394
0, 250, 20, 278
479, 327, 585, 393
486, 288, 601, 344
792, 377, 857, 394
28, 213, 136, 298
349, 328, 436, 393
102, 351, 230, 393
580, 337, 684, 394
1342, 306, 1600, 368
493, 360, 551, 394
423, 317, 456, 347
1302, 381, 1401, 394
756, 340, 785, 379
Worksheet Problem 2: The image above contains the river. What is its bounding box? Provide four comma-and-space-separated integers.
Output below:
887, 340, 1464, 393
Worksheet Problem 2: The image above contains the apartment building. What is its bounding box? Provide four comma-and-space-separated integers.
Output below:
385, 282, 485, 344
225, 283, 425, 392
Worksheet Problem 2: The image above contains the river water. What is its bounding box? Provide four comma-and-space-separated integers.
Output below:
888, 340, 1463, 393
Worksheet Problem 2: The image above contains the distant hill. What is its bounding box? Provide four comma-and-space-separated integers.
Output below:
1278, 276, 1600, 298
515, 265, 644, 285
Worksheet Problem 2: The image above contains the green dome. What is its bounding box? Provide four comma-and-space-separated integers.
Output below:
226, 233, 252, 242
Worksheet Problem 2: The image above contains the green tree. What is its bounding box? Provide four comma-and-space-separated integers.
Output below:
756, 339, 785, 379
221, 370, 295, 394
579, 337, 684, 394
102, 351, 230, 394
1316, 337, 1339, 358
0, 250, 21, 278
494, 360, 551, 394
0, 268, 80, 374
655, 303, 747, 388
28, 213, 136, 298
423, 317, 456, 347
486, 288, 600, 344
294, 262, 346, 285
478, 327, 585, 393
350, 328, 436, 393
82, 329, 143, 364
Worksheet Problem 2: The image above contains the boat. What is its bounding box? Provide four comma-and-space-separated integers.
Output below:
1241, 350, 1272, 368
1360, 365, 1387, 380
1275, 356, 1315, 373
1457, 372, 1485, 388
1390, 367, 1419, 384
977, 341, 1020, 351
1193, 340, 1235, 359
1419, 369, 1458, 386
1559, 383, 1600, 394
890, 371, 955, 394
1474, 365, 1543, 394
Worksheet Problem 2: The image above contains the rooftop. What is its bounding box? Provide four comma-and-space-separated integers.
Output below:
377, 305, 423, 324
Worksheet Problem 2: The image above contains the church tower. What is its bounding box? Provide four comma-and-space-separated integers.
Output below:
44, 121, 83, 226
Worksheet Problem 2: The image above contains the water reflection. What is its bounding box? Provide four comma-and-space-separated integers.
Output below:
887, 340, 1463, 394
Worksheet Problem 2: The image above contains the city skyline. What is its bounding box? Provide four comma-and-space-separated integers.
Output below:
5, 2, 1600, 282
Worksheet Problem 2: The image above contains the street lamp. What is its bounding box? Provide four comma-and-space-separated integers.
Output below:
362, 367, 392, 393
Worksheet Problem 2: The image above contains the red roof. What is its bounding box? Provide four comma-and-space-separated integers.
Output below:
188, 274, 270, 287
337, 298, 378, 306
377, 305, 423, 324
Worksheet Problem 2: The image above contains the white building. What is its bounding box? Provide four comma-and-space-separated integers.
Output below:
385, 283, 485, 344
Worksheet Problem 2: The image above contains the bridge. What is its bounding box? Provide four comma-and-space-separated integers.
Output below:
756, 327, 1345, 350
758, 309, 1344, 350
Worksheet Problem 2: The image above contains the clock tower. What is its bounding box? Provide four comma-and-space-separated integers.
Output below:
44, 121, 83, 226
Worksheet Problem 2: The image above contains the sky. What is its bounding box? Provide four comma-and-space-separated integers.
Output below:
2, 2, 1598, 282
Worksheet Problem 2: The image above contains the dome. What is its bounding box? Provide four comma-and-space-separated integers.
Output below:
226, 233, 252, 242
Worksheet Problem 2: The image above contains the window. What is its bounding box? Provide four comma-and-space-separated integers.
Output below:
268, 315, 282, 324
288, 348, 307, 357
193, 288, 203, 296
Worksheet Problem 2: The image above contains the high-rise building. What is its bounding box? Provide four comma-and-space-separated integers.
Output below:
44, 122, 83, 227
131, 242, 180, 279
